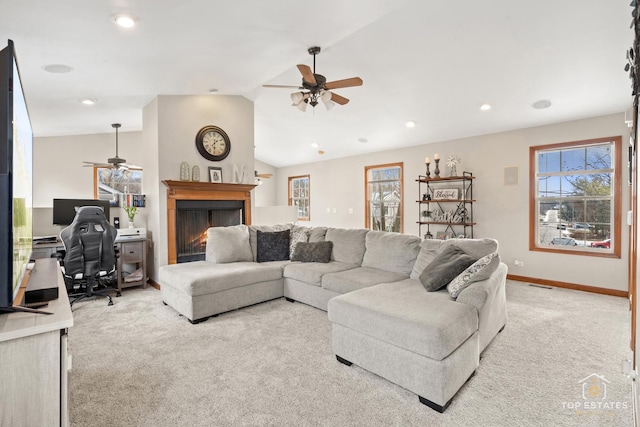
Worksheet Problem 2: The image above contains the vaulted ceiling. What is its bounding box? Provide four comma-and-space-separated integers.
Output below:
0, 1, 632, 167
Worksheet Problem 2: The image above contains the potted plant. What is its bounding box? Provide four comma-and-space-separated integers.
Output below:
124, 206, 137, 228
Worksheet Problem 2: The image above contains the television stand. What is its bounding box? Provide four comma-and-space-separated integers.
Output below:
0, 258, 73, 426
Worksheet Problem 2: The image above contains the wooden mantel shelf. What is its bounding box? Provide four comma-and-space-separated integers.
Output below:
162, 180, 256, 192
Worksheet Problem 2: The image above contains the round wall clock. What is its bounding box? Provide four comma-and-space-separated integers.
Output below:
195, 125, 231, 161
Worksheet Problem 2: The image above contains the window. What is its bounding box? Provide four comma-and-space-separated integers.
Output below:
365, 162, 403, 233
529, 136, 621, 258
288, 175, 310, 221
94, 166, 143, 206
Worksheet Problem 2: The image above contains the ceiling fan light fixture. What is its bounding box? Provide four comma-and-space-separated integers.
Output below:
291, 92, 304, 104
295, 100, 308, 112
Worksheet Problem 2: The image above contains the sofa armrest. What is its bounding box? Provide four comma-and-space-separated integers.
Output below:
455, 262, 508, 352
455, 262, 507, 310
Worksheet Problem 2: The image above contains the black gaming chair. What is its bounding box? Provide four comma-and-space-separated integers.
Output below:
60, 206, 120, 307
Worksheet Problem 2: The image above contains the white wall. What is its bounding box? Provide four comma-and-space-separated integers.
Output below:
254, 159, 277, 206
33, 130, 147, 236
274, 113, 630, 292
148, 95, 255, 280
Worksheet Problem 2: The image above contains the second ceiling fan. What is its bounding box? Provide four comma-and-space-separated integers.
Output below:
263, 46, 363, 111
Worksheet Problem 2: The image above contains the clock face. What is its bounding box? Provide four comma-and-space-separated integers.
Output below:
195, 125, 230, 161
203, 131, 226, 156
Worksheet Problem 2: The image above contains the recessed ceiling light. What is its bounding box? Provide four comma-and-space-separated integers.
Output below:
358, 138, 368, 143
113, 14, 136, 28
80, 98, 97, 105
405, 121, 416, 128
480, 104, 492, 111
532, 99, 552, 109
311, 143, 319, 148
43, 64, 73, 73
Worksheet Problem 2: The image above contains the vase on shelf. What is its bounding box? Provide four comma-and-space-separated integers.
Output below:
128, 221, 134, 229
180, 161, 190, 181
192, 165, 200, 182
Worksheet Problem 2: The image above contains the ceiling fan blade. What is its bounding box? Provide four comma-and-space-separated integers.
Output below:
324, 77, 363, 90
330, 92, 350, 105
256, 173, 273, 179
263, 84, 302, 89
297, 64, 317, 85
83, 161, 112, 167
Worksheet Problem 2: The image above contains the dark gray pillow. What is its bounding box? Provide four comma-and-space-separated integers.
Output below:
419, 245, 477, 292
290, 241, 333, 263
256, 230, 290, 262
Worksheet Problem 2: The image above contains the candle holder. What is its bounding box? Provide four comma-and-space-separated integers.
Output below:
425, 162, 431, 178
434, 159, 441, 178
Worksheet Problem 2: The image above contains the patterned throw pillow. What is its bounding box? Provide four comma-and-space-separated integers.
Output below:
289, 226, 311, 258
290, 241, 333, 263
256, 230, 291, 262
419, 245, 477, 292
447, 252, 500, 298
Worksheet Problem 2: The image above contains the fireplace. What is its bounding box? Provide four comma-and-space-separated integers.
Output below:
175, 200, 244, 263
163, 180, 256, 264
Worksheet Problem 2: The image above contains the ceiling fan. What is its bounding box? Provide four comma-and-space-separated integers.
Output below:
254, 170, 272, 185
83, 123, 140, 169
263, 46, 363, 111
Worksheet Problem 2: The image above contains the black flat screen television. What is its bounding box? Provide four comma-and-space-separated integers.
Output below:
0, 40, 36, 314
53, 198, 110, 226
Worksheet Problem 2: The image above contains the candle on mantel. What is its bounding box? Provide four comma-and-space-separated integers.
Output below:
425, 156, 430, 164
434, 153, 440, 160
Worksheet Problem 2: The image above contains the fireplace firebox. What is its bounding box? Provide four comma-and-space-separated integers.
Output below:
175, 200, 244, 263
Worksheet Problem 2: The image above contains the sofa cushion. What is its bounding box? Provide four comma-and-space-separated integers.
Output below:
443, 238, 498, 260
308, 226, 327, 242
322, 267, 407, 294
410, 239, 445, 280
325, 228, 369, 265
283, 261, 358, 287
249, 224, 292, 262
290, 226, 311, 257
361, 231, 421, 275
328, 280, 478, 360
159, 261, 286, 296
205, 225, 253, 263
419, 245, 477, 292
256, 230, 290, 262
290, 241, 333, 263
447, 252, 500, 298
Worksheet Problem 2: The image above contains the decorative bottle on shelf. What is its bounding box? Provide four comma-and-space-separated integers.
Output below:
180, 161, 190, 181
192, 165, 200, 182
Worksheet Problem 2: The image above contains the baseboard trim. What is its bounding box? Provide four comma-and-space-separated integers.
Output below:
507, 274, 627, 298
149, 279, 161, 290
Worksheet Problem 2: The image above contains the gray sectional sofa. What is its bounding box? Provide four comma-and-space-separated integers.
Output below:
158, 224, 508, 412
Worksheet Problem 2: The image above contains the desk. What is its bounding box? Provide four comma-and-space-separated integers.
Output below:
115, 236, 148, 292
31, 241, 64, 259
0, 258, 73, 427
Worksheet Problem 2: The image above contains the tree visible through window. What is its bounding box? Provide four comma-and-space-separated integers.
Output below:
530, 136, 621, 258
365, 162, 403, 233
94, 166, 143, 205
288, 175, 310, 221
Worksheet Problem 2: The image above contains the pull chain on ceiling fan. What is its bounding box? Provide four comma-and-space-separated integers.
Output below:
263, 46, 363, 112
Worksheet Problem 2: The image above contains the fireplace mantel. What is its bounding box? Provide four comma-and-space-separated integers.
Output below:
163, 180, 256, 264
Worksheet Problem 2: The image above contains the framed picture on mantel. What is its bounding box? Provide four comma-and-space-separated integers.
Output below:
208, 167, 223, 183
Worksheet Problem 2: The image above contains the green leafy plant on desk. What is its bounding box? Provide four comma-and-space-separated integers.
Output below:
124, 206, 138, 227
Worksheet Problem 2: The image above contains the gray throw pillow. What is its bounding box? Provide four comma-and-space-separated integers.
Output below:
419, 245, 477, 292
256, 230, 290, 262
291, 241, 333, 263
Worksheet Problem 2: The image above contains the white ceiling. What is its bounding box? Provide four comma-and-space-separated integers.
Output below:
0, 0, 633, 167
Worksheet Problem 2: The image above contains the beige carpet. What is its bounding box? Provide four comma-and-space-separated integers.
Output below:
68, 280, 633, 426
